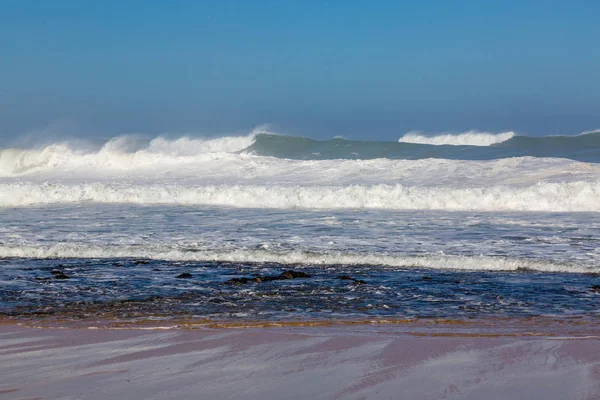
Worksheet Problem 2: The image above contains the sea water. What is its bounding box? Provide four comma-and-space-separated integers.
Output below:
1, 129, 599, 322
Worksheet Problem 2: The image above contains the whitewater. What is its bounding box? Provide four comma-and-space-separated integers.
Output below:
2, 128, 600, 322
398, 130, 515, 146
1, 130, 600, 212
0, 130, 599, 276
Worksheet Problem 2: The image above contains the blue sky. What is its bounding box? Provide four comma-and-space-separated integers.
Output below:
1, 0, 599, 140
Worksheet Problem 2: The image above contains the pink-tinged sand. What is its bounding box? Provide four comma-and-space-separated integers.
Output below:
1, 324, 600, 400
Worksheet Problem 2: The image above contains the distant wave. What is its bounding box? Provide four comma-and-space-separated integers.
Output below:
0, 244, 590, 273
2, 130, 600, 177
2, 181, 599, 212
245, 130, 600, 162
398, 131, 515, 146
0, 132, 259, 177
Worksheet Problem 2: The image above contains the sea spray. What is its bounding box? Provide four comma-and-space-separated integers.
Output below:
398, 130, 515, 146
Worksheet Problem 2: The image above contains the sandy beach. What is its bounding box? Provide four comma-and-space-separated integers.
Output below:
1, 320, 600, 400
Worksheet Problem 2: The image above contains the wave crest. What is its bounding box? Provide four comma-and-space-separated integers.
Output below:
0, 244, 590, 273
0, 132, 260, 177
2, 181, 599, 212
398, 131, 515, 146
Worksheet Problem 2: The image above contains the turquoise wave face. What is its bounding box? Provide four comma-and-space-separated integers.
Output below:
244, 131, 600, 162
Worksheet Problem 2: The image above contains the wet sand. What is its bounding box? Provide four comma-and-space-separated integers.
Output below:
1, 321, 600, 400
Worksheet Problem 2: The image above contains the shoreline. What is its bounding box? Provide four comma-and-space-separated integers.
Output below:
3, 314, 600, 336
2, 320, 600, 399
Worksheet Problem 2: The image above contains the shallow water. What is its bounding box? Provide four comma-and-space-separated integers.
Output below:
1, 131, 600, 322
2, 257, 600, 321
1, 205, 600, 322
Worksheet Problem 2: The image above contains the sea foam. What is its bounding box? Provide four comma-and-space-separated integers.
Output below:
0, 244, 591, 273
398, 130, 515, 146
1, 181, 599, 212
3, 129, 600, 178
0, 132, 259, 177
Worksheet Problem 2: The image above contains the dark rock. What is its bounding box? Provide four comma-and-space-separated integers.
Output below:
421, 276, 433, 281
225, 277, 254, 285
54, 272, 70, 280
50, 269, 63, 275
337, 275, 366, 285
225, 270, 310, 285
134, 260, 150, 265
278, 270, 311, 279
590, 285, 600, 293
176, 273, 192, 279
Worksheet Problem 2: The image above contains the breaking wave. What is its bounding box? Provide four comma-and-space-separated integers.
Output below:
244, 130, 600, 162
0, 244, 591, 273
0, 131, 259, 177
1, 128, 599, 212
398, 130, 515, 146
2, 129, 600, 178
2, 181, 599, 212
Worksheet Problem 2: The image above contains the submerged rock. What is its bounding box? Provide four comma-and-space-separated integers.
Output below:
590, 285, 600, 293
337, 275, 366, 285
278, 270, 311, 279
176, 273, 192, 279
53, 272, 70, 280
225, 277, 254, 285
225, 270, 311, 285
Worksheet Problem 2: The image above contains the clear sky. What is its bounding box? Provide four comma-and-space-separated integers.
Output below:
1, 0, 599, 140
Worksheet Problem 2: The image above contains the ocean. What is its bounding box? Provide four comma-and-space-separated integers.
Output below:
1, 129, 599, 323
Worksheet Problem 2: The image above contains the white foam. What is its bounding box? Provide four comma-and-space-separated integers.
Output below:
398, 131, 515, 146
1, 181, 599, 212
0, 132, 258, 177
1, 129, 599, 213
0, 244, 589, 273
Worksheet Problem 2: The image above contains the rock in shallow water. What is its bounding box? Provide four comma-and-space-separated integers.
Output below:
337, 275, 366, 285
277, 270, 311, 280
53, 272, 70, 280
225, 270, 311, 285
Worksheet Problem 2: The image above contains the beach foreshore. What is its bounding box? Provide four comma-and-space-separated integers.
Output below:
1, 319, 599, 400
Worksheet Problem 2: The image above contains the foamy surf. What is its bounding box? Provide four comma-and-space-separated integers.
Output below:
0, 244, 590, 273
1, 181, 599, 211
0, 132, 259, 177
2, 129, 600, 177
398, 130, 515, 146
1, 127, 599, 212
